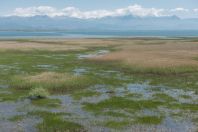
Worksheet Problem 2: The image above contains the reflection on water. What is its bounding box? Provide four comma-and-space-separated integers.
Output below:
78, 50, 109, 59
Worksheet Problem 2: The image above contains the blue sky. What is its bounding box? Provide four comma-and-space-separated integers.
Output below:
1, 0, 198, 18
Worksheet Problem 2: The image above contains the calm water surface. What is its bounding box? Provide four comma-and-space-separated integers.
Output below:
0, 30, 198, 38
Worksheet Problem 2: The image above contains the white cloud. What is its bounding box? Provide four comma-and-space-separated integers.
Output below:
61, 7, 114, 19
12, 6, 64, 17
8, 4, 193, 19
120, 5, 165, 17
170, 8, 189, 12
194, 9, 198, 12
9, 4, 166, 18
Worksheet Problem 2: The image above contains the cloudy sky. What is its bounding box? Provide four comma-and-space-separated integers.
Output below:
1, 0, 198, 18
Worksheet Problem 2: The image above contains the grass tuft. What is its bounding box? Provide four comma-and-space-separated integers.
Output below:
30, 111, 84, 132
29, 87, 49, 99
83, 97, 162, 113
11, 72, 96, 94
31, 98, 61, 108
135, 116, 163, 124
9, 115, 25, 122
72, 90, 100, 100
103, 120, 131, 129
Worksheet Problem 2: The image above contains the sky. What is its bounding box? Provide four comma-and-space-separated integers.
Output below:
0, 0, 198, 18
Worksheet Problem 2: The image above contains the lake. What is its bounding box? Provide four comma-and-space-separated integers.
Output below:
0, 30, 198, 38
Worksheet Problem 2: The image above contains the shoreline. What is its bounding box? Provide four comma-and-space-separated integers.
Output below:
0, 30, 198, 39
0, 36, 198, 40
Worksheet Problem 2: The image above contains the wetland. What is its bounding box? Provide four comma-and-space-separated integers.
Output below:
0, 38, 197, 132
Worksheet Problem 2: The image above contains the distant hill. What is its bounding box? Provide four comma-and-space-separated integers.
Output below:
0, 15, 198, 31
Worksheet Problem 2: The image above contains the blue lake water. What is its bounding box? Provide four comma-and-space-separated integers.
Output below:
0, 30, 198, 38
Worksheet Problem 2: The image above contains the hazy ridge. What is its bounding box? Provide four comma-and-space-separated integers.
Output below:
0, 15, 198, 31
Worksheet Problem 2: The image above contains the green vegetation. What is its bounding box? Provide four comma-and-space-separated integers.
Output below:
167, 102, 198, 112
30, 111, 83, 132
0, 89, 28, 102
103, 120, 131, 129
153, 93, 177, 103
29, 87, 50, 99
102, 111, 129, 118
126, 65, 198, 75
11, 72, 96, 94
0, 38, 198, 131
181, 103, 198, 111
126, 93, 142, 98
83, 97, 162, 113
72, 90, 100, 100
135, 116, 163, 124
31, 98, 61, 108
9, 115, 25, 122
179, 95, 192, 99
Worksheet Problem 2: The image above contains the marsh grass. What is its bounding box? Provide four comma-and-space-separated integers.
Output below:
92, 39, 198, 69
11, 72, 96, 94
102, 111, 129, 118
72, 90, 101, 100
83, 97, 162, 113
167, 102, 198, 112
31, 98, 61, 108
153, 93, 177, 103
126, 93, 143, 98
125, 65, 198, 75
0, 89, 28, 102
29, 87, 50, 99
88, 60, 198, 75
179, 95, 192, 99
29, 111, 83, 132
181, 103, 198, 112
9, 115, 25, 122
1, 38, 198, 131
135, 116, 163, 124
103, 120, 131, 129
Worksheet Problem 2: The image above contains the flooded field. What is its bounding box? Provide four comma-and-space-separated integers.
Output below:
0, 38, 198, 132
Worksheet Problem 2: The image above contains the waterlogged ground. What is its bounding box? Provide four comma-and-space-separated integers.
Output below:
0, 38, 198, 132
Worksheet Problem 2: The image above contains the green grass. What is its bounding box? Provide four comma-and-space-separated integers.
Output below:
83, 97, 162, 113
193, 118, 198, 124
167, 102, 198, 112
127, 65, 198, 75
0, 39, 198, 130
126, 93, 142, 98
31, 98, 61, 108
10, 72, 97, 94
87, 59, 198, 75
181, 103, 198, 111
9, 115, 25, 122
0, 89, 28, 102
29, 111, 83, 132
29, 87, 50, 99
153, 93, 177, 103
103, 120, 131, 129
85, 58, 198, 93
72, 90, 100, 100
135, 116, 163, 124
179, 95, 192, 99
102, 111, 129, 118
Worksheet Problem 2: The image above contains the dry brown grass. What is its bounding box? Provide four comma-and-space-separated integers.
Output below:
92, 39, 198, 68
0, 38, 121, 51
11, 72, 94, 93
1, 38, 198, 68
26, 72, 72, 83
0, 41, 85, 51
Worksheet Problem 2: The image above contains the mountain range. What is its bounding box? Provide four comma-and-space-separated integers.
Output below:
0, 15, 198, 31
